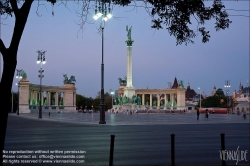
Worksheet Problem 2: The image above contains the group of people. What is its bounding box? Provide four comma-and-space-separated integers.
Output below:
237, 110, 247, 119
196, 109, 209, 120
122, 109, 138, 115
197, 108, 248, 120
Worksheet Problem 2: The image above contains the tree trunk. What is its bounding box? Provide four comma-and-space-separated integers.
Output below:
0, 1, 34, 163
0, 50, 17, 164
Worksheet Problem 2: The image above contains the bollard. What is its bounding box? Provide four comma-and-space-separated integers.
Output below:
109, 135, 115, 166
171, 133, 175, 166
220, 133, 226, 166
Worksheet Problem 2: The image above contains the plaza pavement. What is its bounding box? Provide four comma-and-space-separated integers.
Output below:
12, 110, 250, 125
4, 111, 250, 166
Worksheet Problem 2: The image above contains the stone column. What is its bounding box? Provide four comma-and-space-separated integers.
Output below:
124, 37, 135, 99
126, 45, 133, 88
47, 92, 50, 106
31, 90, 33, 105
157, 94, 160, 106
34, 91, 37, 105
74, 92, 76, 107
29, 90, 31, 105
62, 92, 64, 106
142, 94, 145, 105
55, 92, 58, 106
165, 94, 167, 106
150, 94, 152, 106
171, 94, 174, 106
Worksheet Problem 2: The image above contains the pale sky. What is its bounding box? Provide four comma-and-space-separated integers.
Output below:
1, 1, 249, 98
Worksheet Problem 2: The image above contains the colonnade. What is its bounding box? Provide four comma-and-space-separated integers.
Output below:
137, 93, 177, 107
29, 90, 64, 106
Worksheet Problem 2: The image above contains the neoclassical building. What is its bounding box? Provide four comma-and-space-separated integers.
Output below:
115, 77, 186, 110
19, 77, 76, 113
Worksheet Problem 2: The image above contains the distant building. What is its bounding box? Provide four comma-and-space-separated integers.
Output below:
211, 86, 217, 96
185, 82, 196, 103
233, 82, 250, 102
232, 82, 249, 114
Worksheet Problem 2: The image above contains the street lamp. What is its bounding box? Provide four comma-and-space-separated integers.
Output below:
110, 89, 114, 110
37, 50, 46, 119
224, 80, 230, 114
198, 87, 201, 110
93, 0, 112, 124
16, 69, 23, 115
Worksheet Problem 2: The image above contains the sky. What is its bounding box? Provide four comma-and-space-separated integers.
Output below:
0, 1, 249, 98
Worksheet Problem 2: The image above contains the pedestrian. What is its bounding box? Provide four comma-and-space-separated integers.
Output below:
205, 109, 209, 119
197, 109, 200, 120
243, 111, 246, 119
49, 112, 50, 118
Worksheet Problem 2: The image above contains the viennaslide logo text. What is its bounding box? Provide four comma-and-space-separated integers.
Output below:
219, 146, 248, 165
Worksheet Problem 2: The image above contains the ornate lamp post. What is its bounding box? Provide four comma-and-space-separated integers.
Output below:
224, 80, 230, 114
93, 0, 112, 124
198, 87, 201, 110
16, 69, 23, 115
37, 50, 46, 119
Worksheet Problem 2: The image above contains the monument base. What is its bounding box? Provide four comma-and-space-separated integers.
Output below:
112, 104, 145, 112
19, 105, 31, 113
123, 87, 135, 99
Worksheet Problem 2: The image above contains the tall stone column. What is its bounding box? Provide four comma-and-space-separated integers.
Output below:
74, 92, 76, 107
55, 92, 58, 106
157, 94, 160, 106
31, 91, 34, 105
150, 94, 152, 106
41, 92, 44, 106
47, 92, 50, 106
124, 26, 135, 100
171, 94, 174, 107
142, 94, 145, 105
35, 91, 37, 105
29, 90, 32, 105
61, 92, 64, 106
165, 94, 167, 106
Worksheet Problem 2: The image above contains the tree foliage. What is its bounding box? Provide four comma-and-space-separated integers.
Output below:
76, 92, 112, 111
1, 0, 231, 45
148, 0, 231, 45
199, 88, 238, 109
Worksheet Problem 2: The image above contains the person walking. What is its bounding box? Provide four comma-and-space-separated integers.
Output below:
49, 112, 50, 118
197, 109, 200, 120
243, 111, 246, 119
205, 109, 209, 119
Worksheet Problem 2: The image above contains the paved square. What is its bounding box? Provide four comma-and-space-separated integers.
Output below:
4, 112, 250, 166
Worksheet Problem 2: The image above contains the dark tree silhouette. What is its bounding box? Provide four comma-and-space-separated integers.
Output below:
0, 0, 231, 162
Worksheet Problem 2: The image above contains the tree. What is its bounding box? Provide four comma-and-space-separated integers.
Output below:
214, 88, 225, 98
104, 92, 112, 110
200, 95, 220, 108
199, 88, 237, 108
0, 0, 232, 161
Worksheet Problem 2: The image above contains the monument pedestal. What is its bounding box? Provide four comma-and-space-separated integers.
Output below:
113, 104, 144, 112
19, 105, 31, 113
19, 78, 31, 113
123, 87, 135, 100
